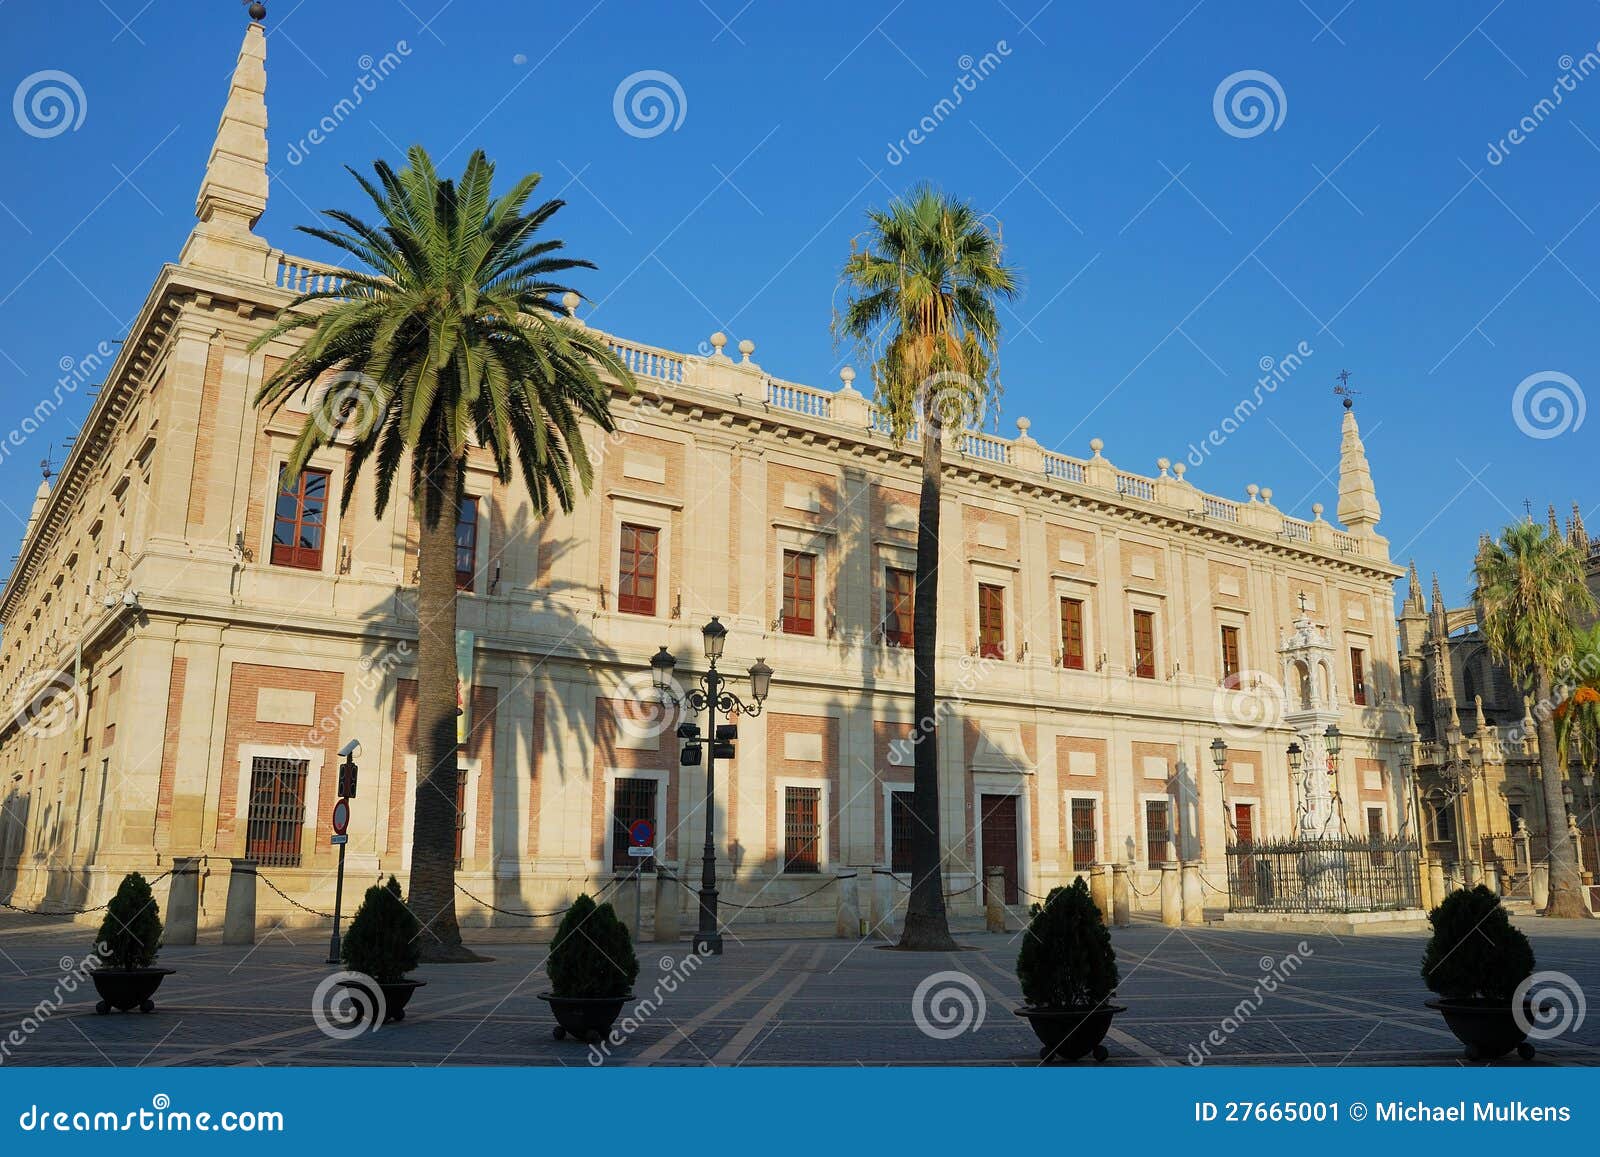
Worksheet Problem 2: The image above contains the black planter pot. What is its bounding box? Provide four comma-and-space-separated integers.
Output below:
336, 978, 425, 1024
539, 992, 632, 1043
1425, 998, 1537, 1061
1016, 1004, 1125, 1062
90, 968, 175, 1014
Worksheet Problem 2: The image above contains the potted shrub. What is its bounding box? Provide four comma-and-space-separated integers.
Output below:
1013, 878, 1123, 1062
339, 876, 425, 1023
90, 871, 174, 1014
1422, 884, 1538, 1061
539, 893, 638, 1043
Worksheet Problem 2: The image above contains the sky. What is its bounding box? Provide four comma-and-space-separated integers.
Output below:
0, 0, 1594, 612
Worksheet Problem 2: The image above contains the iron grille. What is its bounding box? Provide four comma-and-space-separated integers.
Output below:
890, 790, 915, 873
1224, 835, 1421, 913
785, 786, 821, 873
245, 757, 308, 868
612, 777, 657, 870
1070, 798, 1097, 872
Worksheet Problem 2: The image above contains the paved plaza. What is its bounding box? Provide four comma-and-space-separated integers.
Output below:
2, 914, 1598, 1067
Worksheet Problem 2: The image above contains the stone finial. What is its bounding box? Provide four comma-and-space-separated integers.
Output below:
1171, 461, 1187, 481
737, 339, 755, 364
1156, 456, 1170, 476
248, 2, 267, 20
708, 331, 728, 359
1548, 503, 1561, 538
561, 291, 580, 317
1570, 501, 1588, 549
1089, 438, 1104, 457
1246, 483, 1260, 502
180, 18, 270, 274
1474, 693, 1487, 731
1336, 405, 1382, 531
1311, 502, 1324, 520
838, 366, 858, 392
1016, 416, 1034, 439
1404, 558, 1424, 613
1430, 571, 1444, 613
1260, 486, 1274, 505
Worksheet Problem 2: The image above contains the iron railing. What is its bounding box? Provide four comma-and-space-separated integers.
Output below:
1225, 835, 1421, 913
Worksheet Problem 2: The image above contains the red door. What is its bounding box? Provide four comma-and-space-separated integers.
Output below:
980, 794, 1020, 904
1234, 803, 1255, 902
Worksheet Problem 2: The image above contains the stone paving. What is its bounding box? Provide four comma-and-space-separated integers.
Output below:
1, 913, 1597, 1066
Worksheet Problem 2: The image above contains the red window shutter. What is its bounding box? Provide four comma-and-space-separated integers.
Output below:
782, 551, 816, 635
1061, 598, 1085, 669
978, 583, 1005, 659
617, 523, 660, 616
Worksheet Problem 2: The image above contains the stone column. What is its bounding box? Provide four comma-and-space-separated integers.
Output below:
222, 859, 257, 945
873, 870, 898, 936
1111, 863, 1132, 927
1181, 860, 1203, 925
1160, 861, 1181, 927
984, 866, 1006, 932
1089, 863, 1109, 921
1532, 864, 1550, 911
165, 856, 202, 946
653, 869, 680, 944
1427, 858, 1446, 908
835, 869, 861, 938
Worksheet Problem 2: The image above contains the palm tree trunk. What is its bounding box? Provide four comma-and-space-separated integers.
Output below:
899, 414, 958, 951
1537, 670, 1589, 918
408, 455, 479, 961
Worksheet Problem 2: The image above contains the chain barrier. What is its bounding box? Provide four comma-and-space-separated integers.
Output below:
871, 868, 986, 902
674, 873, 838, 910
0, 866, 176, 917
255, 871, 337, 920
453, 873, 622, 920
1127, 872, 1162, 898
1197, 870, 1230, 895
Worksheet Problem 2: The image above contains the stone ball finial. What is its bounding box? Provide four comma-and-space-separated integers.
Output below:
1312, 502, 1324, 519
1157, 456, 1170, 476
561, 291, 580, 316
840, 366, 856, 386
1172, 462, 1187, 479
737, 338, 755, 362
709, 331, 727, 355
1016, 416, 1031, 437
1089, 437, 1104, 456
249, 1, 267, 21
1260, 487, 1273, 503
1246, 483, 1260, 500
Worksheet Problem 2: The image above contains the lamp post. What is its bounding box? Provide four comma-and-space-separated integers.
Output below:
650, 616, 772, 956
1440, 724, 1484, 886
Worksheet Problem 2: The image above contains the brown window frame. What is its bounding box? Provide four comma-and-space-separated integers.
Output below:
890, 789, 915, 874
977, 583, 1006, 659
1144, 799, 1172, 870
1069, 797, 1097, 872
884, 566, 915, 647
270, 466, 331, 571
1350, 647, 1368, 706
617, 523, 661, 617
455, 497, 480, 593
782, 550, 817, 636
1132, 609, 1157, 679
1220, 624, 1241, 683
784, 785, 822, 873
245, 756, 308, 868
1060, 597, 1086, 670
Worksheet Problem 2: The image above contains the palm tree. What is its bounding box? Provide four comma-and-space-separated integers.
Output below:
1474, 522, 1597, 918
835, 186, 1018, 950
252, 147, 633, 960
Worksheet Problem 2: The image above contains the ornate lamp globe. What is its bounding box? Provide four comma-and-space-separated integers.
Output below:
649, 645, 676, 692
1287, 741, 1303, 774
1210, 736, 1228, 772
702, 615, 727, 662
748, 658, 773, 703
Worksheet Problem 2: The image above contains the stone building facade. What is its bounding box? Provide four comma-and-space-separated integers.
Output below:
0, 18, 1411, 928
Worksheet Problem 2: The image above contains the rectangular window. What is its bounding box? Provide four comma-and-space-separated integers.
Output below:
784, 786, 821, 873
1132, 609, 1157, 679
1070, 797, 1097, 871
890, 789, 915, 873
271, 466, 330, 571
245, 756, 308, 868
978, 583, 1006, 659
1350, 647, 1368, 706
782, 550, 816, 635
884, 567, 915, 647
611, 777, 658, 870
617, 523, 660, 616
1060, 597, 1086, 670
455, 497, 479, 593
454, 768, 469, 867
1144, 799, 1171, 870
102, 670, 121, 751
1367, 806, 1387, 865
1220, 625, 1241, 683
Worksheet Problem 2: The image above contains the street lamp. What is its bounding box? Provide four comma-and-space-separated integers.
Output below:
1210, 737, 1228, 774
1287, 741, 1303, 774
650, 616, 772, 955
1324, 724, 1342, 765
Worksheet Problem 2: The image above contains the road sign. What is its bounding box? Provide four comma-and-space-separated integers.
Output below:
331, 798, 350, 835
627, 845, 654, 858
330, 834, 348, 846
628, 819, 654, 847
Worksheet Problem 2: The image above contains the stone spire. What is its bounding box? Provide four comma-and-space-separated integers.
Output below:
1403, 558, 1424, 614
1571, 502, 1589, 550
1548, 503, 1561, 538
1335, 401, 1381, 532
1430, 571, 1445, 622
179, 7, 271, 276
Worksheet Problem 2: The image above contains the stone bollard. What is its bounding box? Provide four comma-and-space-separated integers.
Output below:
653, 869, 680, 943
1417, 857, 1433, 911
873, 870, 899, 935
984, 866, 1006, 932
165, 857, 202, 946
1089, 863, 1109, 921
1160, 861, 1181, 927
1482, 860, 1501, 895
1427, 859, 1446, 907
1111, 863, 1132, 927
1532, 864, 1550, 910
835, 869, 861, 938
1180, 861, 1203, 925
222, 859, 257, 946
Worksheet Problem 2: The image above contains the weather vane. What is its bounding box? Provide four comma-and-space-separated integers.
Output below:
1333, 369, 1359, 409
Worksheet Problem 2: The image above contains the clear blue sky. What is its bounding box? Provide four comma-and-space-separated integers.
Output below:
0, 0, 1593, 610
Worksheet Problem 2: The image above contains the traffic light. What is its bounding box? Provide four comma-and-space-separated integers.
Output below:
337, 757, 358, 798
680, 743, 703, 766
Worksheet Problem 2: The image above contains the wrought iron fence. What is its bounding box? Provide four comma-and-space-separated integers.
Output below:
1225, 835, 1421, 913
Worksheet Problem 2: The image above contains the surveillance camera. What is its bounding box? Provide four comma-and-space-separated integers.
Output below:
122, 591, 140, 607
102, 594, 117, 609
338, 738, 362, 758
